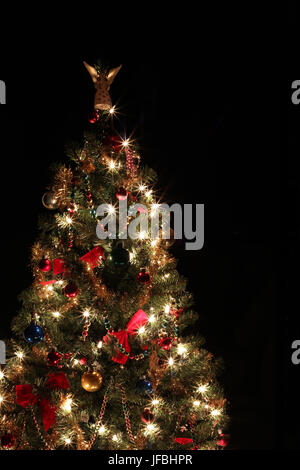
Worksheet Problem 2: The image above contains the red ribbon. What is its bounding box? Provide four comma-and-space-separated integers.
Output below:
45, 372, 70, 390
79, 246, 104, 269
103, 309, 148, 364
16, 384, 38, 408
53, 258, 65, 275
15, 385, 56, 431
40, 258, 66, 285
175, 438, 193, 446
40, 397, 56, 432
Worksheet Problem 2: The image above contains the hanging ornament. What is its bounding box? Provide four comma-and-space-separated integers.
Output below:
141, 408, 154, 424
24, 322, 44, 344
116, 187, 128, 201
1, 432, 15, 449
111, 242, 130, 268
79, 357, 87, 365
42, 191, 58, 210
159, 337, 173, 351
88, 110, 100, 123
136, 378, 153, 395
64, 282, 79, 298
81, 371, 103, 392
38, 258, 52, 272
137, 268, 151, 285
47, 350, 62, 367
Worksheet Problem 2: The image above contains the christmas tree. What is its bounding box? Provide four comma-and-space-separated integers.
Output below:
0, 61, 228, 450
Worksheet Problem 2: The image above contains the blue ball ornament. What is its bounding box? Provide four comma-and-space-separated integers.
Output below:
24, 322, 44, 344
136, 379, 153, 395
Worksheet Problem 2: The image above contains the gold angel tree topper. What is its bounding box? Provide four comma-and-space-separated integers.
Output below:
83, 61, 122, 111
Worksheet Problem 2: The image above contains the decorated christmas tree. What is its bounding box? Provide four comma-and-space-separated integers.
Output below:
0, 61, 228, 450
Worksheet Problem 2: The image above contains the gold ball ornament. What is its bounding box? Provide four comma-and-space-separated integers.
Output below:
81, 371, 103, 392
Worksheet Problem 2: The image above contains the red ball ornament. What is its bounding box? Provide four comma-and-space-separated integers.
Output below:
64, 282, 79, 298
88, 110, 100, 124
116, 187, 128, 201
38, 258, 52, 272
47, 350, 62, 367
141, 409, 154, 424
79, 357, 87, 365
160, 337, 173, 350
1, 432, 15, 449
137, 268, 151, 285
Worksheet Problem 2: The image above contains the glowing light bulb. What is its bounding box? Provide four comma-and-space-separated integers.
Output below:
168, 357, 174, 366
145, 190, 152, 198
177, 344, 187, 356
122, 139, 129, 147
193, 400, 201, 407
83, 310, 90, 318
151, 239, 158, 247
15, 351, 24, 360
112, 434, 118, 442
108, 205, 115, 214
164, 305, 170, 314
211, 409, 221, 417
73, 359, 79, 365
66, 216, 72, 224
0, 395, 4, 404
139, 184, 146, 192
146, 423, 155, 432
109, 106, 115, 114
61, 396, 73, 413
109, 160, 116, 170
52, 311, 60, 318
98, 425, 106, 435
152, 399, 160, 405
197, 384, 208, 394
64, 437, 71, 445
0, 371, 4, 380
138, 326, 145, 335
97, 341, 103, 349
148, 314, 155, 323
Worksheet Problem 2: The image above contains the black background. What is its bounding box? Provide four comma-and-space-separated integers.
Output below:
0, 10, 285, 450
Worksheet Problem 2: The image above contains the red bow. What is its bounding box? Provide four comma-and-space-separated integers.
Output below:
103, 309, 148, 364
40, 258, 66, 286
53, 258, 65, 275
40, 397, 56, 431
16, 385, 56, 432
45, 372, 70, 390
16, 384, 38, 408
79, 246, 104, 269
